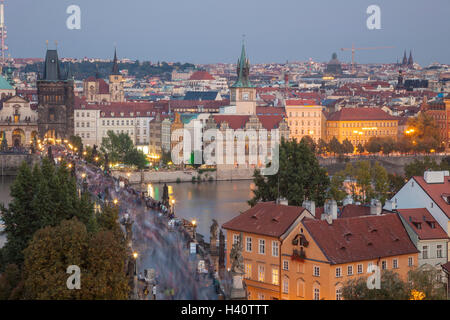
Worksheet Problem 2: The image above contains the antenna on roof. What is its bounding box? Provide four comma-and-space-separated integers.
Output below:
45, 40, 48, 49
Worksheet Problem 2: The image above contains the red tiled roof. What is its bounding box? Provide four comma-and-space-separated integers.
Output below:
98, 79, 110, 94
442, 261, 450, 273
189, 71, 215, 81
256, 106, 286, 116
413, 175, 450, 219
212, 115, 250, 129
303, 214, 418, 264
397, 208, 449, 240
286, 99, 318, 106
222, 202, 307, 238
257, 115, 285, 130
327, 107, 399, 121
169, 100, 229, 110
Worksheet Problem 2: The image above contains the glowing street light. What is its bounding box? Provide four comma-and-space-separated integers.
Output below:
133, 251, 138, 260
113, 198, 119, 205
81, 173, 86, 179
94, 156, 99, 162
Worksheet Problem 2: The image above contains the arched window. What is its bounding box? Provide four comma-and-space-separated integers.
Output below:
336, 283, 343, 300
296, 278, 305, 297
313, 282, 320, 300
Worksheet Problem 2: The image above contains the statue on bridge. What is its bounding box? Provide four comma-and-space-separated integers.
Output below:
229, 233, 244, 274
162, 183, 169, 208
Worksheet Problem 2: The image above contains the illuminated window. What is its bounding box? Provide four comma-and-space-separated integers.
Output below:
272, 268, 279, 285
258, 265, 265, 282
245, 263, 252, 279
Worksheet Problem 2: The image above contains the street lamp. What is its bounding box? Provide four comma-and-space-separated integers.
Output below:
132, 251, 139, 300
191, 219, 197, 240
81, 173, 86, 179
113, 198, 119, 206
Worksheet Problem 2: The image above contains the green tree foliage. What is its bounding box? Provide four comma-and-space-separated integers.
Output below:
338, 161, 390, 204
316, 138, 328, 156
248, 138, 330, 207
21, 218, 129, 300
328, 171, 347, 203
365, 137, 382, 154
341, 139, 354, 154
101, 130, 147, 168
342, 270, 409, 300
342, 268, 447, 300
387, 173, 407, 199
356, 143, 365, 154
404, 156, 441, 179
300, 136, 316, 153
0, 264, 21, 300
328, 137, 343, 156
0, 158, 95, 266
406, 113, 442, 152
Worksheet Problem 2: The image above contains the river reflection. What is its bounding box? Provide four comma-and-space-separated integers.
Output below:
144, 180, 254, 242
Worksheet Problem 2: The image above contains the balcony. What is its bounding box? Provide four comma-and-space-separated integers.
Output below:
292, 248, 306, 262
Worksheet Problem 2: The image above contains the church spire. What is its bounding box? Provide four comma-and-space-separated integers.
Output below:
111, 47, 120, 75
231, 38, 253, 88
402, 50, 407, 66
408, 50, 413, 67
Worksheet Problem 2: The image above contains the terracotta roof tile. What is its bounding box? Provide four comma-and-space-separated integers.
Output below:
413, 175, 450, 219
327, 107, 399, 121
222, 202, 306, 238
189, 71, 215, 81
303, 214, 418, 264
397, 208, 449, 240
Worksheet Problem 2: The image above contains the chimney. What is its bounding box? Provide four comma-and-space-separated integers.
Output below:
324, 199, 338, 220
424, 171, 446, 184
276, 197, 288, 206
370, 199, 382, 216
302, 200, 315, 217
343, 195, 353, 206
384, 199, 397, 211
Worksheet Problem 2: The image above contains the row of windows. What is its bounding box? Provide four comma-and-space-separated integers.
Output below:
422, 244, 444, 259
76, 122, 91, 128
234, 235, 279, 257
328, 122, 397, 128
342, 130, 395, 136
289, 120, 319, 126
288, 111, 320, 118
76, 112, 91, 118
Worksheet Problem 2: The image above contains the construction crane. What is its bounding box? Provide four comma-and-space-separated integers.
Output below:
341, 44, 395, 74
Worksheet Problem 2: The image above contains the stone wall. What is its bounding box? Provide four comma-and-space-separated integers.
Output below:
0, 154, 41, 176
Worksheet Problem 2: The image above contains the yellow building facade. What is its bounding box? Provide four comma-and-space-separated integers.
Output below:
285, 100, 325, 143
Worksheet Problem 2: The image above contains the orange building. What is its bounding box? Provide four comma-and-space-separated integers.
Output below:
326, 107, 399, 146
285, 99, 325, 143
223, 201, 419, 300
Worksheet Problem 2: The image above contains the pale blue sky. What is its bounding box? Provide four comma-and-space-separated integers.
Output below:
6, 0, 450, 65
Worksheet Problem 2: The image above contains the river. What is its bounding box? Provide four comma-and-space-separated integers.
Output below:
0, 177, 254, 247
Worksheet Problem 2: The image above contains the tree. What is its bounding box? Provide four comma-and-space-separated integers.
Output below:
328, 170, 347, 203
342, 270, 409, 300
371, 162, 389, 205
328, 137, 342, 156
356, 143, 365, 154
355, 161, 373, 203
300, 136, 316, 153
0, 264, 21, 300
387, 173, 406, 199
404, 157, 440, 180
365, 137, 382, 154
248, 138, 330, 207
405, 113, 441, 153
406, 268, 447, 300
317, 138, 328, 156
21, 218, 129, 299
380, 137, 396, 155
101, 130, 147, 168
341, 139, 354, 154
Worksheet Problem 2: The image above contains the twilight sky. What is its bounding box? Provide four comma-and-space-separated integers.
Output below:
6, 0, 450, 65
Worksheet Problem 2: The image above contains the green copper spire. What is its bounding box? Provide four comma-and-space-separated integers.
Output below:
231, 38, 253, 88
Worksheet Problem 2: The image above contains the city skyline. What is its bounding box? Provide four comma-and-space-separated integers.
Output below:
5, 0, 450, 65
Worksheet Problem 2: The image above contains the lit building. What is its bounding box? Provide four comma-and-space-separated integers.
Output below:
223, 201, 418, 300
326, 107, 399, 146
0, 95, 38, 147
285, 99, 325, 143
422, 96, 450, 151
